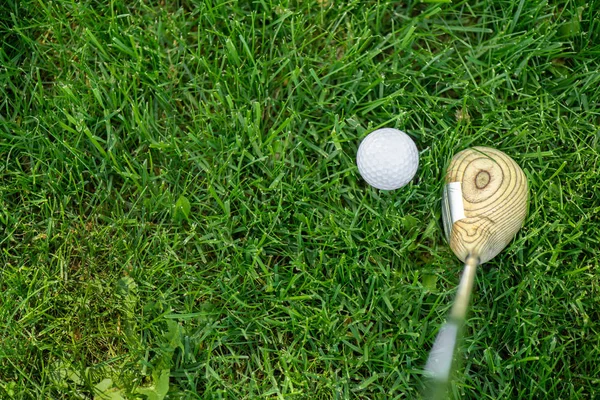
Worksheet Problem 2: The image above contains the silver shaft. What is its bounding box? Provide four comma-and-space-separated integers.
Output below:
424, 255, 479, 398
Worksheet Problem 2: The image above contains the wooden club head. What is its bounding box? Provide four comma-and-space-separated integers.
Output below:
442, 147, 528, 264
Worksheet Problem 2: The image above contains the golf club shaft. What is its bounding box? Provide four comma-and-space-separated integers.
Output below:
449, 255, 479, 321
424, 255, 479, 398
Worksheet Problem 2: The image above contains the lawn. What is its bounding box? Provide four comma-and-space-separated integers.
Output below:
1, 0, 600, 398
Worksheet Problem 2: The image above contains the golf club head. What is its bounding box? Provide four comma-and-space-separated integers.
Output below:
442, 147, 528, 264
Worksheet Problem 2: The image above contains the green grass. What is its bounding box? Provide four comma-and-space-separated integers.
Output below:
1, 0, 600, 398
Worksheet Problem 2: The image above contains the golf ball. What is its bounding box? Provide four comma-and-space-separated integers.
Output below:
356, 128, 419, 190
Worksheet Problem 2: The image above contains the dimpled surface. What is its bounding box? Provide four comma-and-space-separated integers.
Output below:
356, 128, 419, 190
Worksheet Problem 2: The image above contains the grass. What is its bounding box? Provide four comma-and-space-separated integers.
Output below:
1, 0, 600, 398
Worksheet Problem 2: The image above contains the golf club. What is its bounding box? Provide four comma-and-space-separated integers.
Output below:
424, 147, 529, 398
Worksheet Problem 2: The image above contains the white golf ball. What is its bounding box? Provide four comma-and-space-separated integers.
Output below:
356, 128, 419, 190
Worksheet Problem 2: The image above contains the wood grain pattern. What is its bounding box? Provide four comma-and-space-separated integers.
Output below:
444, 147, 528, 264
